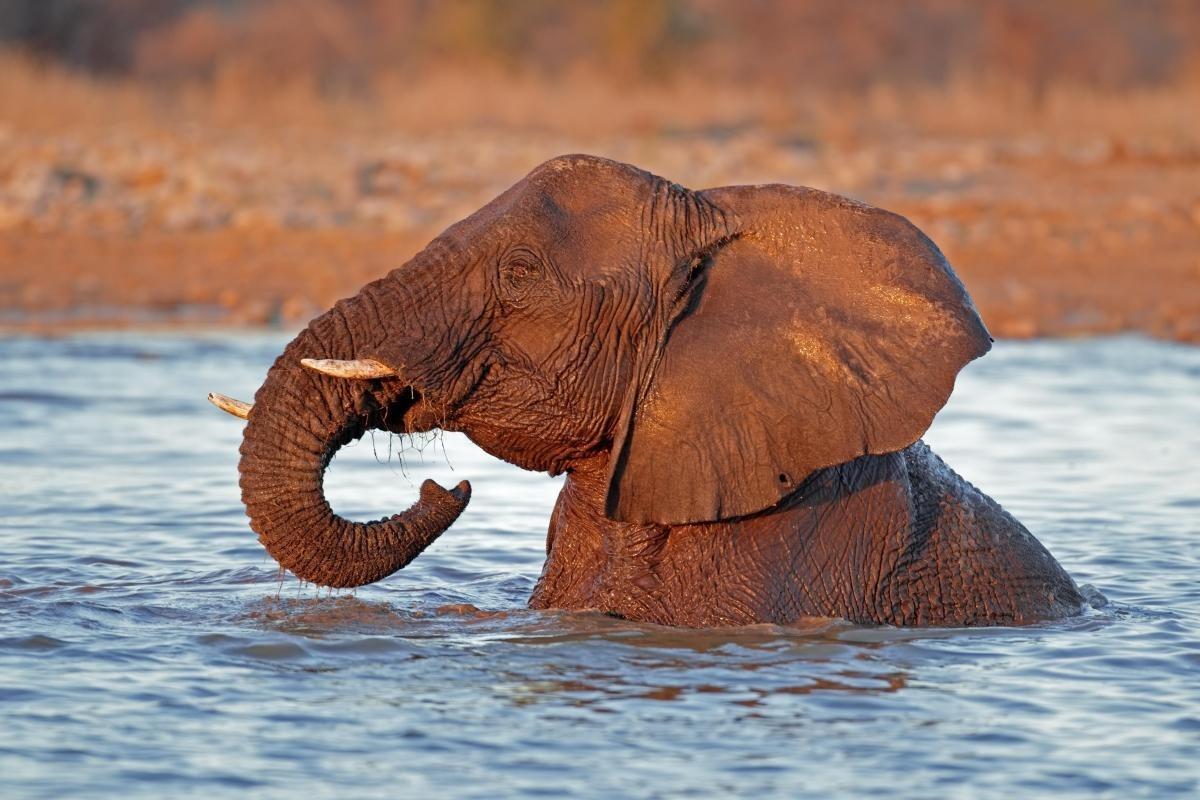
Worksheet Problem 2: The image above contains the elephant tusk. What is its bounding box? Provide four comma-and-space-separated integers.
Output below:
300, 358, 397, 379
208, 392, 252, 419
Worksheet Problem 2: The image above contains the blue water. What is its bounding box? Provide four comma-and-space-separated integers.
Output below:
1, 332, 1198, 798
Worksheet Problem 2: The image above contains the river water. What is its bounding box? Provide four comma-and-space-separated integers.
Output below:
1, 332, 1198, 798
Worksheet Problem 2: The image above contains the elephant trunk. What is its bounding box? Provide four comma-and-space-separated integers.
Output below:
237, 281, 470, 588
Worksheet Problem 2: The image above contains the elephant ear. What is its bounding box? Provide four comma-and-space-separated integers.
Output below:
605, 184, 992, 525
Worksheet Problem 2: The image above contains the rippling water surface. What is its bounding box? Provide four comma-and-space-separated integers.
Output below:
1, 333, 1198, 798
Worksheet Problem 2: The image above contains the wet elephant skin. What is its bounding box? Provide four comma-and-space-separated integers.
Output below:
232, 154, 1083, 627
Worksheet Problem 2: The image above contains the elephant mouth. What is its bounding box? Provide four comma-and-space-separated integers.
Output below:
316, 379, 472, 519
324, 384, 439, 465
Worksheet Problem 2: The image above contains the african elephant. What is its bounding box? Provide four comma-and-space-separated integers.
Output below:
211, 154, 1083, 627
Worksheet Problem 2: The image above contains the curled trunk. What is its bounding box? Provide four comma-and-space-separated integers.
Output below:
237, 286, 469, 588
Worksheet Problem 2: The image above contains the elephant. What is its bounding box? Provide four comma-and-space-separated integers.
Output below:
210, 154, 1084, 627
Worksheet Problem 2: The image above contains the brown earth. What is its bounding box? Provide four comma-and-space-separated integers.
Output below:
1, 55, 1198, 342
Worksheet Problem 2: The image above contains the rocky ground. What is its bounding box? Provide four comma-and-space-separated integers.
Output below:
1, 67, 1197, 342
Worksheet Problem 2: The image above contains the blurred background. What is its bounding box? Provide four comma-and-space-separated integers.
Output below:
1, 0, 1197, 340
2, 9, 1199, 795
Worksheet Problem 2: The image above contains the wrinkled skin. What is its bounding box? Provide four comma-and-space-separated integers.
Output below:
236, 154, 1083, 627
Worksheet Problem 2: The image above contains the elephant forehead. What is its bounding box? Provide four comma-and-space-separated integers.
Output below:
523, 157, 666, 223
449, 184, 636, 250
528, 154, 661, 192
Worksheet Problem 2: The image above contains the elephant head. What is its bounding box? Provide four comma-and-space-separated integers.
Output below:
213, 154, 990, 588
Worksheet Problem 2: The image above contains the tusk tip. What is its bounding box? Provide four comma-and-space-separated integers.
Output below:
208, 391, 252, 419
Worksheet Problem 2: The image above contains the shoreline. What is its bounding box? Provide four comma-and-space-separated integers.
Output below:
4, 194, 1196, 342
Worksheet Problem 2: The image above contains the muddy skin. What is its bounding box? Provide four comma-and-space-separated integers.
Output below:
231, 154, 1083, 627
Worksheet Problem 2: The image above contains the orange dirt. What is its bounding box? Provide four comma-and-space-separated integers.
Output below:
1, 55, 1197, 342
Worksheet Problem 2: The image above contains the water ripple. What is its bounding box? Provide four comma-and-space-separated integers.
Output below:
0, 333, 1198, 799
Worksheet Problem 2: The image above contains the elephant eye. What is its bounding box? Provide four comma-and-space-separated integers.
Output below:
500, 250, 544, 296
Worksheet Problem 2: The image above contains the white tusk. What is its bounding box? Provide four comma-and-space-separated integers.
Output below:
208, 392, 252, 419
300, 358, 397, 379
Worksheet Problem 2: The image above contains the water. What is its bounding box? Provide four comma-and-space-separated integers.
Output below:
1, 332, 1198, 799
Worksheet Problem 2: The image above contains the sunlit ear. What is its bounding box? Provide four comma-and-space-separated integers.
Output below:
606, 184, 991, 525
